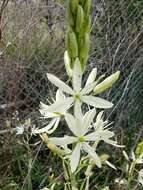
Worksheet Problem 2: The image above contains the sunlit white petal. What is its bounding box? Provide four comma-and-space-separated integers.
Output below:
32, 118, 57, 134
81, 81, 97, 95
49, 136, 77, 146
85, 68, 97, 86
74, 100, 82, 120
65, 113, 81, 136
70, 143, 81, 173
47, 73, 74, 95
72, 58, 82, 92
82, 108, 96, 135
82, 95, 113, 109
85, 132, 100, 141
99, 130, 115, 139
56, 89, 65, 101
138, 169, 143, 185
83, 142, 101, 168
105, 160, 116, 170
44, 97, 74, 113
47, 117, 60, 134
104, 139, 124, 147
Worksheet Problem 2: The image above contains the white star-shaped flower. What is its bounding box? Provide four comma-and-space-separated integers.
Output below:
92, 111, 119, 146
16, 125, 24, 135
46, 58, 113, 116
49, 108, 117, 173
32, 90, 69, 135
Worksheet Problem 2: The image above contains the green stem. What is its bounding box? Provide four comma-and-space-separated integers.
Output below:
128, 160, 136, 183
71, 173, 78, 190
84, 141, 99, 190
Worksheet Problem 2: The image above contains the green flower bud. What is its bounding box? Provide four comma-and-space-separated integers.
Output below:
135, 140, 143, 157
100, 154, 110, 162
79, 0, 86, 6
76, 5, 84, 32
93, 71, 120, 95
80, 56, 88, 71
70, 0, 79, 14
67, 6, 74, 26
84, 0, 92, 15
64, 51, 73, 78
68, 32, 78, 59
80, 33, 90, 60
84, 15, 91, 33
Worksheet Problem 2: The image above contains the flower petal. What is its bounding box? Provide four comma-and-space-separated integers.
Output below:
85, 132, 100, 141
85, 68, 97, 86
70, 143, 81, 173
95, 111, 104, 129
44, 97, 74, 113
104, 138, 124, 147
81, 81, 97, 95
65, 113, 81, 136
72, 58, 82, 92
48, 117, 60, 134
83, 142, 101, 168
32, 118, 57, 134
82, 95, 113, 109
105, 160, 116, 170
74, 100, 82, 120
39, 102, 55, 118
47, 73, 73, 95
82, 109, 96, 135
49, 136, 77, 146
56, 89, 65, 101
138, 169, 143, 185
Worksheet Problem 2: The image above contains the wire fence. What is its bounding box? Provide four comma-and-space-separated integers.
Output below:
0, 0, 143, 141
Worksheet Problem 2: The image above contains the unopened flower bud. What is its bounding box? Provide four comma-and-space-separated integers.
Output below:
40, 133, 49, 143
64, 51, 73, 78
93, 71, 120, 95
67, 7, 74, 26
100, 154, 109, 162
70, 0, 79, 14
135, 140, 143, 157
79, 0, 86, 6
84, 15, 91, 33
76, 5, 84, 32
84, 0, 92, 15
80, 33, 90, 59
68, 32, 78, 59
